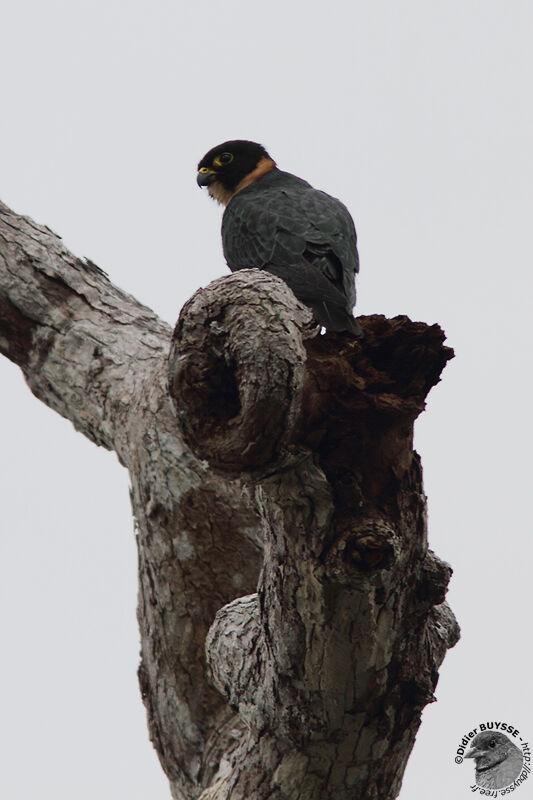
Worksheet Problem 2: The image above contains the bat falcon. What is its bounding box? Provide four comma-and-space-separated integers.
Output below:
197, 140, 362, 335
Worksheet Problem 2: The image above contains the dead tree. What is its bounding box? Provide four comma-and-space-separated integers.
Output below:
0, 199, 459, 800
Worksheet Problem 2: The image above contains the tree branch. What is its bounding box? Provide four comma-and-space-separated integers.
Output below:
0, 200, 172, 456
2, 198, 459, 800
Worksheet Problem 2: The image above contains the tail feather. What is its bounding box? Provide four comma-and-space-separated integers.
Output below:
312, 300, 364, 337
263, 262, 363, 337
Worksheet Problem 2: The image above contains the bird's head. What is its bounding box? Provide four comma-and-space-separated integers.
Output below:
465, 732, 522, 771
197, 140, 276, 205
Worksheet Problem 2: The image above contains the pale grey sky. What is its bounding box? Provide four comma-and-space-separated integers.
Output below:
1, 2, 532, 798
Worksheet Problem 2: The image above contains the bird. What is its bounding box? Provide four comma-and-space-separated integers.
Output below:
196, 139, 363, 336
465, 731, 524, 789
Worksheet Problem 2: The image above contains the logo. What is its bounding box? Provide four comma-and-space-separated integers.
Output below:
454, 721, 530, 794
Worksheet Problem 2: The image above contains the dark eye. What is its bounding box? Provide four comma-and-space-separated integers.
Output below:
213, 152, 234, 167
489, 739, 496, 748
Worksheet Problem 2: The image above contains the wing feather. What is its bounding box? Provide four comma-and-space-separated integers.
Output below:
221, 169, 360, 329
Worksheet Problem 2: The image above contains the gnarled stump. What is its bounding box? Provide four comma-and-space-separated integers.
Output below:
169, 270, 459, 800
1, 199, 458, 800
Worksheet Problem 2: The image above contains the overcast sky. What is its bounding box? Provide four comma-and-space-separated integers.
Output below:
1, 2, 532, 798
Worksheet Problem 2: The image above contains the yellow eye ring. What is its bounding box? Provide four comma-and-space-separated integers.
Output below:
213, 152, 234, 167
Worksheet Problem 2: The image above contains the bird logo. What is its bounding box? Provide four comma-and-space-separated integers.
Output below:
197, 139, 363, 336
465, 731, 524, 790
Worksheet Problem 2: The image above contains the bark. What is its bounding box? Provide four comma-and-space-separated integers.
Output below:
1, 199, 459, 800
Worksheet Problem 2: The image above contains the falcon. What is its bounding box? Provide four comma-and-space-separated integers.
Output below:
196, 140, 362, 335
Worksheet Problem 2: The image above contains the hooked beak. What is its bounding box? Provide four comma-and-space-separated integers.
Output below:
197, 167, 216, 187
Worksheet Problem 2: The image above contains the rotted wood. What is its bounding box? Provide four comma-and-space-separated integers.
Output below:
169, 270, 459, 800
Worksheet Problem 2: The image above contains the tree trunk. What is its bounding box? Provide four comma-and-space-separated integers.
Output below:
0, 200, 459, 800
